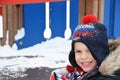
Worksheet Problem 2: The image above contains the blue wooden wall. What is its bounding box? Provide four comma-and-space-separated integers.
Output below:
15, 0, 79, 49
104, 0, 120, 39
16, 3, 46, 49
15, 0, 120, 50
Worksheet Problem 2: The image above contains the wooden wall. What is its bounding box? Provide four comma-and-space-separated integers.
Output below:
79, 0, 104, 24
0, 0, 104, 47
0, 5, 23, 46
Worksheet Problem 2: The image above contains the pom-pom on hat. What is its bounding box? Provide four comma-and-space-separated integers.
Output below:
82, 14, 98, 24
69, 14, 109, 67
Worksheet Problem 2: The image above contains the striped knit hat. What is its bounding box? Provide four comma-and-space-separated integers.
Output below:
69, 14, 109, 67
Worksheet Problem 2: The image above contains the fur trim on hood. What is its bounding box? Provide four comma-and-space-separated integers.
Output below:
99, 39, 120, 76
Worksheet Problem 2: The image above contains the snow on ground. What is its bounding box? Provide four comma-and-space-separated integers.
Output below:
0, 28, 72, 75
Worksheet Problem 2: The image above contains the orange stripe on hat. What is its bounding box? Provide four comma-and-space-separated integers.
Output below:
0, 0, 67, 4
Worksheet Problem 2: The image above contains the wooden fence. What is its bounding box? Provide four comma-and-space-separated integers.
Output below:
0, 5, 23, 46
79, 0, 104, 24
0, 0, 104, 47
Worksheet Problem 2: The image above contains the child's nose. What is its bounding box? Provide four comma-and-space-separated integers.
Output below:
81, 52, 88, 59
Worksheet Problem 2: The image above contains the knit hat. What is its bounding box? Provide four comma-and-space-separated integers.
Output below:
69, 14, 109, 67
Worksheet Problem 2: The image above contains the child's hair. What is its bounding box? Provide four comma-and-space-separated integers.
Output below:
69, 14, 109, 67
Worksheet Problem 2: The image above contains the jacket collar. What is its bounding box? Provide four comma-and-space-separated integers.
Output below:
99, 44, 120, 76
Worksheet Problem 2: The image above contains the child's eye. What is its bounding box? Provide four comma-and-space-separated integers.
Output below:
75, 50, 81, 54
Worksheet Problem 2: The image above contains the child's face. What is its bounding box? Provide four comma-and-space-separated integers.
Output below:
74, 42, 97, 72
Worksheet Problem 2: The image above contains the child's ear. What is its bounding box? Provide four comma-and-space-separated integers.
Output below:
109, 39, 120, 52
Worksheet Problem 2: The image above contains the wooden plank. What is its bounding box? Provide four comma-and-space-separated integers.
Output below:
104, 0, 115, 38
7, 5, 14, 46
0, 5, 2, 45
79, 0, 86, 24
92, 0, 98, 17
86, 0, 93, 14
0, 5, 7, 46
114, 0, 120, 38
98, 0, 104, 23
13, 5, 18, 35
18, 5, 23, 29
0, 5, 2, 15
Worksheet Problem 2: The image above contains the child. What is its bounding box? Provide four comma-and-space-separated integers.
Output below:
49, 15, 120, 80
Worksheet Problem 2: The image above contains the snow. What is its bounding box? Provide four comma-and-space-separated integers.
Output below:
0, 28, 72, 72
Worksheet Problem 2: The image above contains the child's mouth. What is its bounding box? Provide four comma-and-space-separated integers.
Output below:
81, 61, 92, 67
